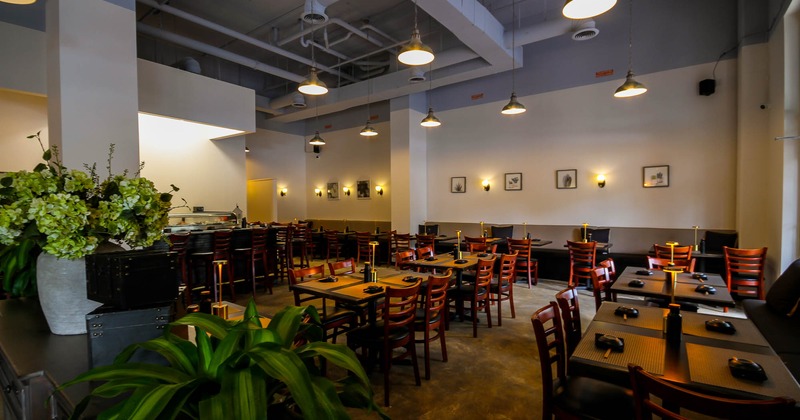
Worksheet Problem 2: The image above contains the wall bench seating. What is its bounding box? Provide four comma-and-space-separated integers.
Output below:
743, 258, 800, 382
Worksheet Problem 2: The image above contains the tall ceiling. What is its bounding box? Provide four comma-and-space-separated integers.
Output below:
134, 0, 594, 122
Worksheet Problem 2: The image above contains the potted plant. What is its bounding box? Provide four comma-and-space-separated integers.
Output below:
61, 302, 388, 419
0, 132, 177, 334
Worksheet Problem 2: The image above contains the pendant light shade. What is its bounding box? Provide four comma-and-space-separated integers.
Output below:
398, 1, 434, 66
360, 121, 378, 136
614, 70, 647, 97
562, 0, 617, 20
615, 0, 646, 98
298, 68, 328, 95
1, 0, 37, 4
501, 92, 526, 115
399, 29, 435, 66
309, 131, 326, 145
420, 108, 441, 127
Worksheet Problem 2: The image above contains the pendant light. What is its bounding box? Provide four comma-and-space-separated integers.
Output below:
309, 98, 326, 145
360, 57, 378, 137
298, 22, 328, 95
501, 0, 526, 115
420, 64, 441, 127
614, 0, 647, 98
398, 0, 434, 66
562, 0, 617, 20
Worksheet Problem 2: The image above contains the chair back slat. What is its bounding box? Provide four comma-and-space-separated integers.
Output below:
555, 286, 581, 357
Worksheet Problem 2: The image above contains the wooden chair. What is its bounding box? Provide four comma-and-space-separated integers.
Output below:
271, 222, 293, 280
531, 302, 635, 420
414, 269, 452, 380
590, 266, 616, 311
567, 240, 596, 288
464, 235, 487, 248
167, 232, 191, 304
291, 223, 309, 268
388, 231, 412, 265
415, 234, 436, 250
415, 246, 435, 273
467, 241, 497, 253
598, 257, 617, 281
188, 229, 235, 303
654, 244, 693, 261
450, 256, 495, 337
288, 265, 356, 343
489, 251, 517, 326
232, 227, 273, 296
724, 246, 768, 300
555, 286, 581, 357
355, 232, 375, 265
508, 237, 538, 288
394, 249, 417, 271
327, 258, 356, 276
647, 256, 696, 273
324, 230, 344, 263
627, 364, 794, 419
347, 281, 422, 406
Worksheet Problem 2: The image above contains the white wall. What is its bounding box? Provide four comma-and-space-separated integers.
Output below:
246, 128, 307, 222
0, 22, 46, 95
0, 90, 48, 172
425, 61, 738, 230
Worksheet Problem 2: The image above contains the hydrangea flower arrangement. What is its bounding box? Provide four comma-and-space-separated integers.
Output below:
0, 132, 177, 296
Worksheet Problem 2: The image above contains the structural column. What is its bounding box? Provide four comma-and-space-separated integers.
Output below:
46, 0, 140, 173
389, 93, 429, 233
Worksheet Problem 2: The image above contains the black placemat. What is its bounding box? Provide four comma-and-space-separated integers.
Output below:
573, 326, 665, 374
686, 343, 800, 401
594, 303, 666, 331
681, 312, 769, 347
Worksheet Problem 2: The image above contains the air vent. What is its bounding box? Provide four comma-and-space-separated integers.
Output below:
301, 0, 328, 24
291, 93, 307, 109
409, 67, 426, 82
572, 20, 599, 41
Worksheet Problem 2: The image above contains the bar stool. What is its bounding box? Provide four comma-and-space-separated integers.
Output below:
167, 232, 191, 305
232, 227, 273, 296
188, 230, 235, 301
271, 222, 293, 282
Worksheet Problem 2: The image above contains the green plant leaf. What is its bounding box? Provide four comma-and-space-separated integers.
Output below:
116, 337, 196, 375
91, 378, 154, 399
172, 313, 231, 339
33, 162, 47, 172
297, 342, 371, 387
42, 148, 51, 161
59, 363, 192, 390
0, 176, 12, 187
267, 305, 315, 348
199, 391, 229, 420
249, 344, 325, 419
206, 330, 244, 377
116, 382, 193, 420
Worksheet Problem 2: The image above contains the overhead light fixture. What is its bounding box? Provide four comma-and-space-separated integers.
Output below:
614, 0, 646, 98
360, 59, 378, 137
502, 0, 526, 116
562, 0, 617, 20
421, 108, 441, 127
309, 131, 326, 145
298, 68, 328, 96
398, 0, 434, 66
421, 64, 441, 127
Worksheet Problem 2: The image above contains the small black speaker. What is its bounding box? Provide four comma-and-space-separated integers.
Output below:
699, 79, 716, 96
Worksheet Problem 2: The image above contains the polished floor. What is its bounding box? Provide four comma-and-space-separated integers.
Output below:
231, 260, 743, 419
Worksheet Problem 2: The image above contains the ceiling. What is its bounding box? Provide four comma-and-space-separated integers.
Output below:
133, 0, 597, 123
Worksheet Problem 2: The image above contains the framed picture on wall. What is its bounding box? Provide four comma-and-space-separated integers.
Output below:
451, 177, 466, 193
504, 173, 522, 191
357, 180, 371, 199
327, 182, 339, 200
643, 165, 669, 188
556, 169, 577, 189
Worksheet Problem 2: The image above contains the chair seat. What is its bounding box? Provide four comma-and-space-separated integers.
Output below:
553, 376, 635, 419
321, 307, 357, 324
451, 284, 487, 297
489, 279, 510, 291
347, 322, 411, 343
414, 309, 442, 325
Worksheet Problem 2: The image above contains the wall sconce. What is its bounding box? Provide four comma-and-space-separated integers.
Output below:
314, 188, 322, 197
343, 186, 351, 196
280, 188, 287, 197
375, 185, 383, 196
597, 174, 606, 188
482, 179, 491, 191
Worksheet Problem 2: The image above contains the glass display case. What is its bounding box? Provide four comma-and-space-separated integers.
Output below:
165, 211, 238, 232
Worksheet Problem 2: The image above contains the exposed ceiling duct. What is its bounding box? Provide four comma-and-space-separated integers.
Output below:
301, 0, 329, 25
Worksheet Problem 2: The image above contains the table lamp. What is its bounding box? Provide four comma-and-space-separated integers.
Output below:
456, 230, 462, 259
480, 221, 485, 238
211, 260, 229, 319
369, 241, 379, 282
523, 222, 527, 239
692, 226, 699, 252
582, 223, 589, 242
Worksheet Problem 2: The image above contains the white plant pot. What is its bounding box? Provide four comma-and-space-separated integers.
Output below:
36, 252, 103, 335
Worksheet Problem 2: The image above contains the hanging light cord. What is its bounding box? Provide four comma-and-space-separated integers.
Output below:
626, 0, 633, 72
414, 0, 419, 32
511, 0, 516, 91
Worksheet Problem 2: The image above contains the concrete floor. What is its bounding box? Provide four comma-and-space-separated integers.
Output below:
230, 260, 742, 419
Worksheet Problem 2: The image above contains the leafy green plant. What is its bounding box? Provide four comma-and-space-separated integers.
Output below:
0, 132, 178, 296
61, 301, 388, 419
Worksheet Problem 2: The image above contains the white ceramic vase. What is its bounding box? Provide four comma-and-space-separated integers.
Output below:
36, 252, 103, 335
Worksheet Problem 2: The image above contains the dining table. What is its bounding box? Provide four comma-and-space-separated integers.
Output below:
289, 267, 424, 326
612, 266, 736, 308
569, 302, 800, 404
